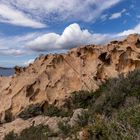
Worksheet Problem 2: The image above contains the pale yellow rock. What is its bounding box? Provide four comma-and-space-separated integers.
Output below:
0, 34, 140, 137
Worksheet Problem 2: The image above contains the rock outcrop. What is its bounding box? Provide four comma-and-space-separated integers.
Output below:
0, 34, 140, 138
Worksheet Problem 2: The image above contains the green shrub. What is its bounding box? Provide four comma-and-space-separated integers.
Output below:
19, 125, 50, 140
64, 91, 93, 109
18, 104, 42, 120
117, 105, 140, 130
4, 109, 13, 123
89, 115, 109, 140
64, 89, 102, 110
4, 125, 58, 140
86, 115, 137, 140
90, 70, 140, 116
43, 104, 72, 117
18, 103, 71, 120
4, 131, 18, 140
58, 122, 72, 137
76, 111, 91, 127
43, 104, 60, 117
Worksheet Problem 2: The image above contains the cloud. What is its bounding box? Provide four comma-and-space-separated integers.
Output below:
1, 22, 140, 67
0, 33, 40, 55
130, 4, 135, 9
27, 23, 112, 51
27, 22, 140, 52
24, 59, 35, 66
118, 23, 140, 36
1, 22, 140, 56
109, 9, 126, 20
137, 15, 140, 19
0, 0, 123, 26
100, 14, 108, 21
27, 33, 60, 51
0, 48, 24, 55
0, 23, 113, 54
0, 3, 46, 28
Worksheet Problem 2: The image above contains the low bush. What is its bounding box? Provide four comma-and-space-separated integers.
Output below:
18, 104, 42, 120
64, 89, 103, 109
4, 109, 13, 123
19, 125, 50, 140
92, 118, 137, 140
76, 111, 91, 127
117, 105, 140, 130
58, 122, 72, 137
4, 131, 18, 140
18, 103, 72, 120
4, 125, 56, 140
43, 104, 72, 117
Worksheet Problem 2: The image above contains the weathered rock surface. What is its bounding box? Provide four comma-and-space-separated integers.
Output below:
0, 34, 140, 138
68, 108, 87, 127
0, 116, 69, 139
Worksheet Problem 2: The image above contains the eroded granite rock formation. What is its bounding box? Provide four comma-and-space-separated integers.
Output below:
0, 34, 140, 138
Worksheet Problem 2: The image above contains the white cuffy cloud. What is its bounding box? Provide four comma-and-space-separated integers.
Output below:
27, 23, 111, 51
0, 23, 140, 56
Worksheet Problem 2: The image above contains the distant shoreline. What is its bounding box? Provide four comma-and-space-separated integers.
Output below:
0, 67, 15, 76
0, 67, 14, 69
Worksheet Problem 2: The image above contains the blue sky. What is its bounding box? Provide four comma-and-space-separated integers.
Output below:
0, 0, 140, 67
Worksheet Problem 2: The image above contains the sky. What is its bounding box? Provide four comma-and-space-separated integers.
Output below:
0, 0, 140, 67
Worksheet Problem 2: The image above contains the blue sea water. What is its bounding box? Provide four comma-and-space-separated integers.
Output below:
0, 68, 15, 76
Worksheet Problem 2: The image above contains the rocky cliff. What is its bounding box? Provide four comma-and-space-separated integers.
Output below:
0, 34, 140, 139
